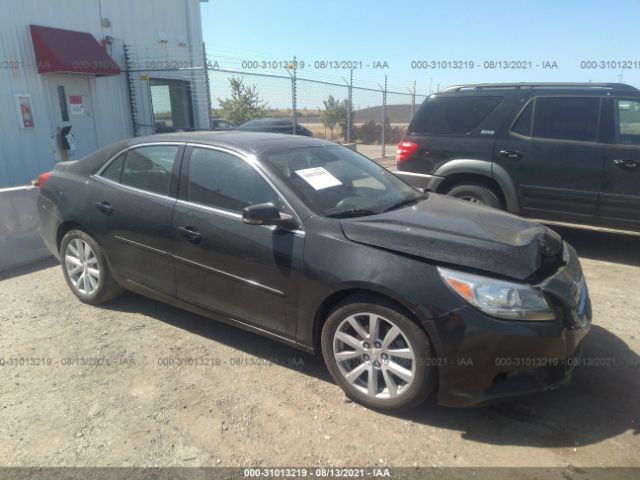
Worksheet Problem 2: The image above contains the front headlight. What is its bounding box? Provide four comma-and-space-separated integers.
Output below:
437, 267, 555, 321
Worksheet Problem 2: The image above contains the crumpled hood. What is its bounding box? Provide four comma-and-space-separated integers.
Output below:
340, 194, 563, 281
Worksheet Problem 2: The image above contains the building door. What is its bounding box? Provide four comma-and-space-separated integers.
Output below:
47, 76, 99, 159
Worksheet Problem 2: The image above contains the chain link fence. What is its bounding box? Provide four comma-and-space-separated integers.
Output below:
207, 68, 430, 161
123, 43, 211, 137
123, 46, 431, 160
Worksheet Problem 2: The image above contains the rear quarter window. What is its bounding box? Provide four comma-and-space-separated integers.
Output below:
408, 96, 502, 135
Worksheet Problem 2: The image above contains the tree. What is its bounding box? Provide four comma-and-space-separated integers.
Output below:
216, 77, 268, 126
337, 99, 354, 141
320, 95, 341, 140
320, 95, 352, 141
319, 96, 352, 141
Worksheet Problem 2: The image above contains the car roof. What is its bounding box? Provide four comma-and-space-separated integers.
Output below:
437, 82, 640, 97
132, 131, 329, 155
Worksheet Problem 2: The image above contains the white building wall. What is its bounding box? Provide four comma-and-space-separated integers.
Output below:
0, 0, 205, 188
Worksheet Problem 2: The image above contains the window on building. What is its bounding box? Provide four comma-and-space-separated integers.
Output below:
57, 86, 69, 122
188, 148, 280, 212
532, 97, 600, 142
150, 79, 194, 132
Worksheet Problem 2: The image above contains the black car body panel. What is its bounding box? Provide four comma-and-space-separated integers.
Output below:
433, 242, 590, 406
341, 193, 563, 281
396, 83, 640, 232
38, 132, 591, 407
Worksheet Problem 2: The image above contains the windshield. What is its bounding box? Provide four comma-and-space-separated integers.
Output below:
261, 145, 425, 217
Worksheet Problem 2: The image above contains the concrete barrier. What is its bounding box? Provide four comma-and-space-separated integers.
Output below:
0, 186, 52, 272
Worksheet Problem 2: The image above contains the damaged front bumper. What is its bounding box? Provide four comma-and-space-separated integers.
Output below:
430, 242, 592, 408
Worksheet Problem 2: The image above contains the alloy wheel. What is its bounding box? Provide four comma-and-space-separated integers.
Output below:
333, 312, 416, 399
64, 238, 100, 295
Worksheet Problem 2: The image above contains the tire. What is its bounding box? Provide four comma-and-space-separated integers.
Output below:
321, 295, 436, 413
447, 183, 503, 209
60, 229, 123, 305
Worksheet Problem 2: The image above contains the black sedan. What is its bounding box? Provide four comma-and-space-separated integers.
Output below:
37, 132, 591, 411
237, 118, 313, 136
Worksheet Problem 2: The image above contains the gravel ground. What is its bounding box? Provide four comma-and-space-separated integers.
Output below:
355, 144, 397, 168
0, 226, 638, 468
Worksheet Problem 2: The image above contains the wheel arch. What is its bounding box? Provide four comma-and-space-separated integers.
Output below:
311, 285, 442, 359
434, 159, 520, 212
56, 220, 85, 253
56, 220, 106, 262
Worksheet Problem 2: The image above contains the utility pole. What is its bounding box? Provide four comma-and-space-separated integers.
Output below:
380, 75, 387, 159
289, 56, 297, 134
346, 69, 353, 143
202, 42, 212, 128
408, 80, 416, 117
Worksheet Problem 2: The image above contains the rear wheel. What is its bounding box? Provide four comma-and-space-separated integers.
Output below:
60, 229, 123, 304
447, 182, 502, 209
321, 296, 436, 412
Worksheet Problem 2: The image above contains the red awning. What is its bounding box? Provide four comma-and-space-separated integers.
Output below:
29, 25, 121, 76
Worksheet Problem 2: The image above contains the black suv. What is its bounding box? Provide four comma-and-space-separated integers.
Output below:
210, 117, 233, 130
396, 83, 640, 232
238, 117, 313, 136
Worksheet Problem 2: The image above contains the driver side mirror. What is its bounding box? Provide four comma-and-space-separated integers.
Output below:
242, 203, 298, 229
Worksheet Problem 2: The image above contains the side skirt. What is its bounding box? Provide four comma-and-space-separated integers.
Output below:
122, 279, 315, 354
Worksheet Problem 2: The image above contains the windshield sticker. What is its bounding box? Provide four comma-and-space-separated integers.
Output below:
295, 167, 343, 190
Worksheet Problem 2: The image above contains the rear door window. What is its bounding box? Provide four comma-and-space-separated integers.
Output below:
101, 145, 179, 196
101, 153, 125, 183
532, 97, 600, 142
511, 100, 534, 136
408, 96, 503, 135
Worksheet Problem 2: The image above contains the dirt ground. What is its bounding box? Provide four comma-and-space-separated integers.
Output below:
0, 225, 638, 469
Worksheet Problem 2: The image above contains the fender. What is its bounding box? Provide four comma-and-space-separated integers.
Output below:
306, 280, 447, 361
434, 159, 520, 213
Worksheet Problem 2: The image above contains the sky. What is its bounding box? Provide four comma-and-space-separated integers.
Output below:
200, 0, 640, 108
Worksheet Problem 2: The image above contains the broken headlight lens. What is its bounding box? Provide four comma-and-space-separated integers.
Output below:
437, 267, 555, 321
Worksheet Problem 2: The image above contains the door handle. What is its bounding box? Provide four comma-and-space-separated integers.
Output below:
177, 226, 202, 242
95, 201, 113, 215
613, 159, 638, 171
499, 150, 522, 160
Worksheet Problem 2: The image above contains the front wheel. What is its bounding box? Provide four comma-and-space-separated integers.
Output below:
60, 229, 123, 305
321, 297, 436, 412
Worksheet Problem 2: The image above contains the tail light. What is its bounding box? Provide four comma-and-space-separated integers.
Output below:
396, 141, 419, 163
36, 171, 53, 188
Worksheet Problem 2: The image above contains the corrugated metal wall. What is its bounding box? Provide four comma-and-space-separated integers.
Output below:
0, 0, 206, 188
